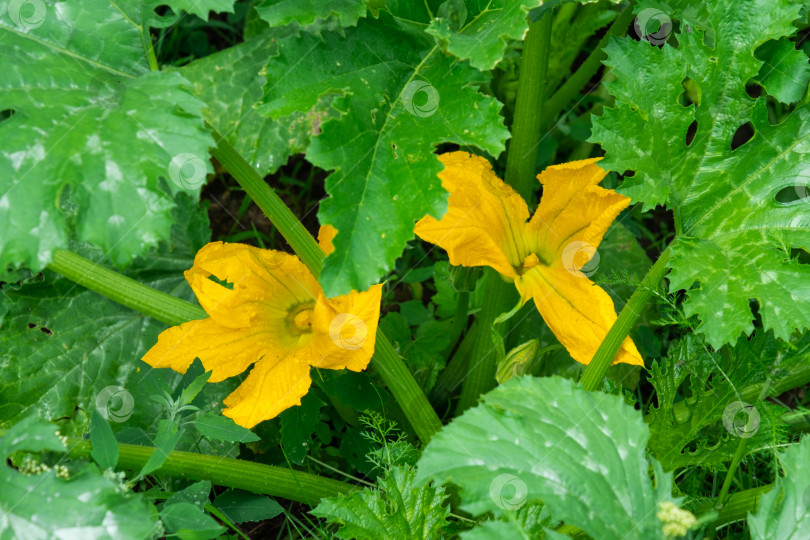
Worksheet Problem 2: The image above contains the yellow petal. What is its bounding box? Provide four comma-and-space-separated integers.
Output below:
307, 284, 384, 371
527, 159, 630, 265
414, 152, 527, 278
223, 357, 312, 428
142, 317, 290, 382
515, 265, 643, 366
185, 242, 321, 328
318, 224, 338, 256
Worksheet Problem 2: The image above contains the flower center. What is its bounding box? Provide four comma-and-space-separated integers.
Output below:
516, 253, 542, 275
287, 303, 314, 335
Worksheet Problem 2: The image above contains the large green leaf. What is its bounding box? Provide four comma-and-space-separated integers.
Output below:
748, 436, 810, 539
416, 376, 677, 540
311, 465, 450, 540
178, 32, 322, 177
0, 195, 232, 439
590, 0, 810, 347
258, 10, 509, 295
0, 0, 235, 276
0, 417, 158, 539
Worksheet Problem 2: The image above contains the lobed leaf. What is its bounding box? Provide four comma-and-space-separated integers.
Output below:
416, 376, 677, 540
590, 0, 810, 347
258, 9, 509, 295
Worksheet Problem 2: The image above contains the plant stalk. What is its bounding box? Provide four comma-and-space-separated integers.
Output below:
581, 247, 671, 391
66, 438, 351, 504
47, 250, 205, 326
505, 12, 553, 203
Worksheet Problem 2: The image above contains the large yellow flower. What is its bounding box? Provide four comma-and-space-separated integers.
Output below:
415, 152, 642, 367
142, 228, 383, 428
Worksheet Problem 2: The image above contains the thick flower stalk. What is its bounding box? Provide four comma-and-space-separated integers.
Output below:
142, 228, 383, 428
415, 152, 642, 367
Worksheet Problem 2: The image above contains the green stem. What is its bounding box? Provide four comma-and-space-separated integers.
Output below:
505, 13, 553, 202
209, 126, 442, 443
540, 4, 634, 131
47, 250, 206, 326
456, 272, 515, 413
66, 438, 350, 504
581, 247, 672, 391
693, 485, 771, 528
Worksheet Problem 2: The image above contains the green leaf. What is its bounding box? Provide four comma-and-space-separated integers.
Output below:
258, 10, 509, 295
0, 415, 66, 456
427, 0, 544, 71
192, 412, 261, 443
380, 312, 451, 392
590, 0, 810, 347
214, 490, 284, 523
177, 33, 323, 177
416, 376, 677, 540
90, 408, 119, 470
748, 436, 810, 539
280, 392, 326, 463
311, 465, 451, 540
165, 481, 212, 509
179, 370, 213, 407
754, 38, 810, 104
256, 0, 378, 32
0, 419, 157, 539
0, 0, 220, 276
139, 419, 184, 478
0, 195, 216, 436
161, 501, 226, 540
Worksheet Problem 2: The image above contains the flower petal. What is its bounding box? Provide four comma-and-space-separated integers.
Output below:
527, 159, 630, 264
318, 224, 338, 256
515, 265, 643, 366
222, 357, 312, 428
185, 242, 321, 328
141, 317, 293, 382
415, 152, 528, 278
307, 284, 384, 371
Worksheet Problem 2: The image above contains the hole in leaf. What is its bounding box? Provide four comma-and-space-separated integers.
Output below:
0, 109, 14, 124
775, 184, 810, 204
40, 326, 52, 335
679, 78, 699, 107
730, 121, 755, 151
749, 299, 762, 329
791, 248, 810, 265
745, 82, 763, 99
685, 120, 698, 147
27, 323, 36, 329
153, 4, 172, 16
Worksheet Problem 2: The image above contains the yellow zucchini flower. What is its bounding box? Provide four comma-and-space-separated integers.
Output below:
142, 227, 383, 428
415, 152, 642, 367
